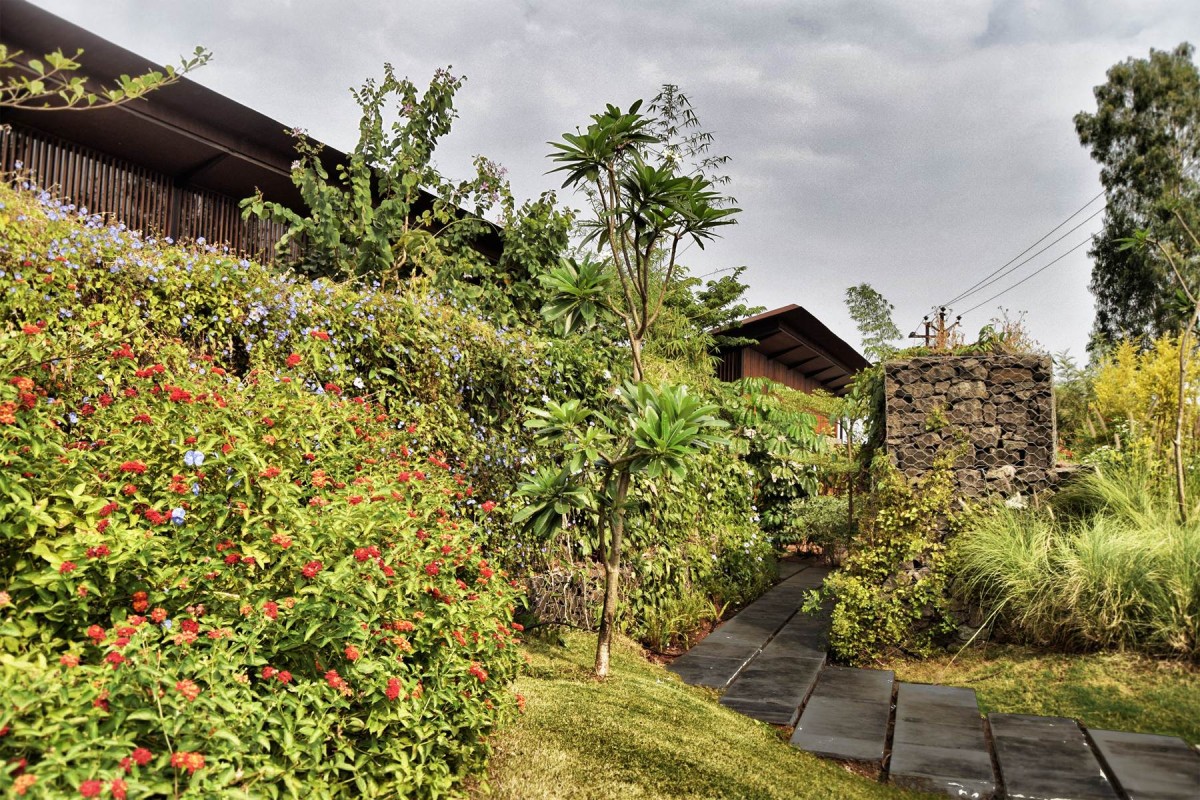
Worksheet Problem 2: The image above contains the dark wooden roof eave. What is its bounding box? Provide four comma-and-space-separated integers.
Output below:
0, 0, 503, 260
716, 304, 870, 395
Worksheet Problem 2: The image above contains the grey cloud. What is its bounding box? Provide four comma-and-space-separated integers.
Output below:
26, 0, 1200, 358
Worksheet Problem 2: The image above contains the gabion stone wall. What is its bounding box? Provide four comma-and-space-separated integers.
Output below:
884, 354, 1057, 499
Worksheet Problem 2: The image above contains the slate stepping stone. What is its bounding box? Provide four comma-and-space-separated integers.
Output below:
888, 683, 995, 799
777, 560, 807, 581
669, 563, 822, 689
790, 666, 894, 763
989, 714, 1118, 800
1088, 728, 1200, 800
719, 654, 824, 725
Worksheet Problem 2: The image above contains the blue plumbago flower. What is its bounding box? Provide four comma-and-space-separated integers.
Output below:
161, 618, 173, 630
183, 450, 206, 468
170, 507, 186, 526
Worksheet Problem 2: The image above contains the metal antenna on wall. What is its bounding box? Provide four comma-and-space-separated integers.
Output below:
910, 307, 962, 350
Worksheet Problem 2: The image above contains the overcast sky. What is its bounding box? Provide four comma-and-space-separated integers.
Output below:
25, 0, 1200, 361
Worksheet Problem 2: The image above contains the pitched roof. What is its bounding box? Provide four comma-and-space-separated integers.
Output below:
0, 0, 501, 259
718, 304, 870, 393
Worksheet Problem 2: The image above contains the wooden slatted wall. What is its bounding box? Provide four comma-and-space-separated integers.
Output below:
0, 124, 295, 261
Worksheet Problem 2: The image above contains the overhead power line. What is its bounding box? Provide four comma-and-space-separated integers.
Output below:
959, 235, 1095, 316
941, 190, 1105, 308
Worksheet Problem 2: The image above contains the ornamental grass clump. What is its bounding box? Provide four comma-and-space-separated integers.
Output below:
952, 459, 1200, 659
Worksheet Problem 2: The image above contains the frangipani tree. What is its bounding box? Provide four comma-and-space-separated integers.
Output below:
517, 96, 740, 678
545, 100, 739, 380
514, 383, 727, 678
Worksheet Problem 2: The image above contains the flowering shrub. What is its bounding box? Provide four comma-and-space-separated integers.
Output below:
0, 338, 523, 796
0, 181, 534, 796
0, 175, 780, 755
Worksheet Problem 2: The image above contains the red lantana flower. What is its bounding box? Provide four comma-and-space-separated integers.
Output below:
79, 778, 103, 797
285, 353, 302, 367
175, 679, 201, 702
169, 751, 205, 774
119, 460, 147, 474
301, 561, 323, 579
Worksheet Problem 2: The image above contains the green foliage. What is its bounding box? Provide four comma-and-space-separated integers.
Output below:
0, 340, 523, 797
1075, 42, 1200, 346
539, 256, 616, 335
243, 65, 482, 282
953, 456, 1200, 658
720, 377, 824, 538
0, 180, 588, 795
622, 452, 775, 648
513, 384, 772, 659
242, 66, 570, 329
0, 44, 211, 111
516, 383, 728, 538
1091, 335, 1200, 466
1053, 350, 1102, 457
546, 96, 739, 381
814, 457, 958, 663
845, 283, 901, 363
781, 495, 855, 560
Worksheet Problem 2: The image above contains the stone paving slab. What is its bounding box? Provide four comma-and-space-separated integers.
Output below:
669, 563, 825, 689
719, 655, 824, 725
889, 683, 995, 799
777, 560, 808, 581
989, 714, 1118, 800
1088, 728, 1200, 800
716, 572, 830, 724
790, 666, 894, 763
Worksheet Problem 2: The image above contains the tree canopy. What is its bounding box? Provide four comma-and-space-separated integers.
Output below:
1075, 43, 1200, 348
845, 283, 901, 363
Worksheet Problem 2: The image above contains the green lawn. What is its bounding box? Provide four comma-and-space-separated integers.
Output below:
884, 644, 1200, 744
477, 633, 924, 800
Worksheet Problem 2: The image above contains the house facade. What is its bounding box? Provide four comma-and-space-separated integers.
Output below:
716, 304, 869, 397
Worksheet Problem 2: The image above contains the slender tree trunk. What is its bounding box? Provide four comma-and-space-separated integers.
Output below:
594, 469, 631, 679
1175, 319, 1198, 524
629, 336, 644, 383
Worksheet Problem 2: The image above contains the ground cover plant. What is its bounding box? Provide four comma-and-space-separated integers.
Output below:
0, 135, 788, 791
478, 632, 925, 800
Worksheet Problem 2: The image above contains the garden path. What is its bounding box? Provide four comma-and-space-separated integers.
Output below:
668, 559, 1200, 800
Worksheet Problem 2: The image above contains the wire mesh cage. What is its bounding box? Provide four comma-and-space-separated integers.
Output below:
884, 355, 1056, 498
